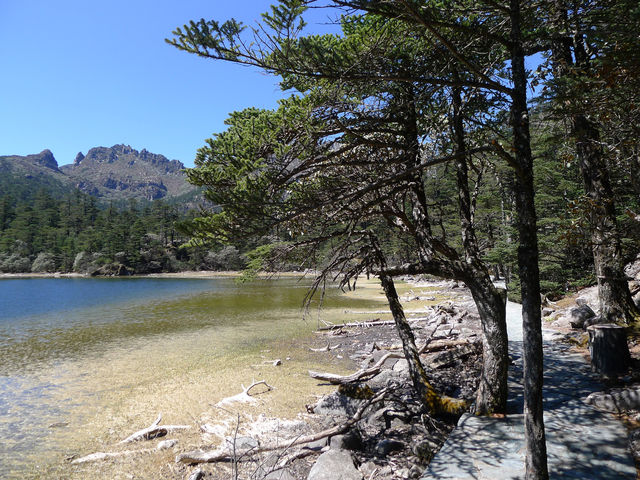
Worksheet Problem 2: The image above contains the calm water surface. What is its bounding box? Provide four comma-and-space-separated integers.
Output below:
0, 276, 381, 478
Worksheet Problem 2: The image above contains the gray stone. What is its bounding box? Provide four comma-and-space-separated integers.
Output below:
585, 387, 640, 413
313, 392, 365, 418
302, 437, 328, 450
265, 468, 296, 480
156, 439, 177, 450
569, 304, 596, 328
393, 359, 410, 373
633, 291, 640, 310
375, 438, 406, 456
367, 369, 405, 389
308, 449, 362, 480
624, 254, 640, 281
226, 436, 258, 451
542, 307, 554, 317
330, 430, 363, 451
583, 314, 608, 329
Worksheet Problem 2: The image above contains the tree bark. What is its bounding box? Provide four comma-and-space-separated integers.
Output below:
510, 1, 548, 478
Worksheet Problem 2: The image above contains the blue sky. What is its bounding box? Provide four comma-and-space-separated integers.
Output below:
0, 2, 541, 169
0, 1, 338, 167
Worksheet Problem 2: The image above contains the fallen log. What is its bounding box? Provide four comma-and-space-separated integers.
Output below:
119, 414, 190, 444
316, 320, 394, 331
176, 388, 389, 464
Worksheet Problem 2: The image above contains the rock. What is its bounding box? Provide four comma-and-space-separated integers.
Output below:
585, 386, 640, 413
583, 315, 608, 330
226, 436, 259, 451
367, 369, 405, 390
575, 287, 599, 311
308, 449, 362, 480
409, 465, 424, 479
330, 429, 363, 451
359, 461, 378, 478
375, 438, 406, 456
413, 438, 438, 461
265, 468, 296, 480
313, 392, 365, 418
633, 291, 640, 310
625, 254, 640, 281
568, 304, 596, 329
302, 438, 328, 451
370, 349, 399, 369
542, 307, 554, 317
393, 359, 410, 373
630, 429, 640, 462
157, 439, 178, 450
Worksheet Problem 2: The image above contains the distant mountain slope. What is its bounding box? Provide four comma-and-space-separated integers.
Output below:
60, 144, 193, 201
0, 150, 75, 201
1, 145, 195, 203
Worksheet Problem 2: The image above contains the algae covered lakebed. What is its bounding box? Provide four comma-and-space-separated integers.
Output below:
0, 275, 390, 478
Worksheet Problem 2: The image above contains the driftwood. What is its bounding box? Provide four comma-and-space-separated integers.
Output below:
71, 448, 157, 464
316, 320, 395, 331
251, 359, 282, 367
217, 380, 274, 406
176, 388, 389, 464
309, 352, 404, 384
119, 414, 190, 444
309, 342, 340, 352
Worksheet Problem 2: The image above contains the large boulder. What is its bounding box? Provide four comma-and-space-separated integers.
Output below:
586, 386, 640, 413
569, 304, 596, 329
312, 392, 365, 418
308, 449, 362, 480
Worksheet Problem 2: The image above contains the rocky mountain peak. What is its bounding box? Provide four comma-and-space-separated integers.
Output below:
27, 149, 59, 172
74, 152, 85, 165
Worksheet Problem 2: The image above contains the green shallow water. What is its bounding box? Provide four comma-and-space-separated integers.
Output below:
0, 276, 387, 478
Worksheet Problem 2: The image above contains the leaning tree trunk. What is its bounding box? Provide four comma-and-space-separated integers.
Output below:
379, 272, 467, 415
510, 1, 549, 478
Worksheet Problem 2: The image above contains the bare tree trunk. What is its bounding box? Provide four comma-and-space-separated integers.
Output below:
510, 1, 548, 478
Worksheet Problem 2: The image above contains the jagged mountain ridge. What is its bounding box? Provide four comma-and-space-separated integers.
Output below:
1, 145, 195, 202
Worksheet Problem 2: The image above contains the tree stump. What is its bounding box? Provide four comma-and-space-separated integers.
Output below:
587, 324, 630, 377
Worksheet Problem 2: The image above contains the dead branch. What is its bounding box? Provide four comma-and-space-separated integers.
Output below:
217, 380, 274, 406
308, 351, 404, 384
176, 388, 389, 464
119, 414, 190, 444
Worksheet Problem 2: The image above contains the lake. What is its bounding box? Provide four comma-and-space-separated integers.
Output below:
0, 276, 387, 478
